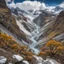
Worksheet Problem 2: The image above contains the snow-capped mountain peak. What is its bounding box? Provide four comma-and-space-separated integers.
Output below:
58, 2, 64, 8
7, 1, 64, 17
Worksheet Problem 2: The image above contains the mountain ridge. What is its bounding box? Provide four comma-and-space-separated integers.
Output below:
0, 0, 30, 43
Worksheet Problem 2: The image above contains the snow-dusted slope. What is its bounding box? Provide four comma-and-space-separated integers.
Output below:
16, 20, 31, 36
5, 1, 64, 54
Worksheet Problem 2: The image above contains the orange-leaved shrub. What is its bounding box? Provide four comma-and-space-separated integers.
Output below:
39, 40, 64, 57
0, 32, 34, 60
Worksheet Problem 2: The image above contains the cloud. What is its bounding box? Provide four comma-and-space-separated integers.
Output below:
8, 0, 64, 14
7, 1, 56, 13
8, 1, 47, 10
8, 2, 16, 8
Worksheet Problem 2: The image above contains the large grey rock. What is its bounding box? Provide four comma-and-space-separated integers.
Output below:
0, 56, 7, 64
12, 55, 23, 62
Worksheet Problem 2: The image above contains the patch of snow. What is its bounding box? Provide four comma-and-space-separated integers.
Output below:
32, 56, 59, 64
49, 60, 55, 64
33, 55, 39, 60
16, 20, 31, 36
33, 56, 43, 64
12, 55, 23, 61
0, 56, 7, 64
25, 14, 34, 21
8, 63, 13, 64
23, 60, 29, 64
45, 58, 59, 64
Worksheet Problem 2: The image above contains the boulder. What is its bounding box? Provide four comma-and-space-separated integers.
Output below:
0, 56, 7, 64
12, 55, 23, 62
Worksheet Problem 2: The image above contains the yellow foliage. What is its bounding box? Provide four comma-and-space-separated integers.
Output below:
57, 46, 64, 50
21, 46, 27, 50
0, 32, 33, 60
26, 56, 33, 61
39, 40, 64, 57
38, 52, 46, 56
46, 40, 64, 55
0, 42, 6, 48
56, 46, 64, 55
45, 40, 62, 51
46, 40, 62, 47
11, 44, 19, 49
26, 52, 33, 56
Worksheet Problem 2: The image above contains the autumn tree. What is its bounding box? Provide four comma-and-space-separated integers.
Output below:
45, 40, 63, 54
39, 40, 64, 57
0, 32, 34, 61
38, 51, 46, 56
56, 46, 64, 55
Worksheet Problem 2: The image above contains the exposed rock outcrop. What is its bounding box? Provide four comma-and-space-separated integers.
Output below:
0, 0, 6, 8
0, 0, 30, 43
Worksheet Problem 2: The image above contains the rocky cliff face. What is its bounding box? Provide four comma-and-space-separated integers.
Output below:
45, 11, 64, 39
33, 11, 55, 27
0, 0, 6, 8
0, 0, 30, 43
34, 11, 64, 48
